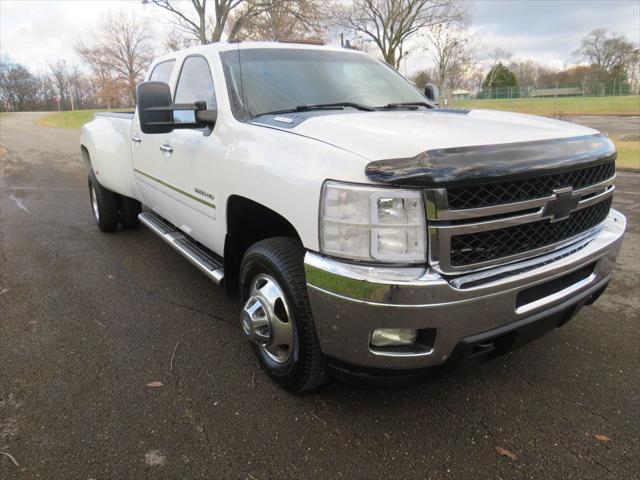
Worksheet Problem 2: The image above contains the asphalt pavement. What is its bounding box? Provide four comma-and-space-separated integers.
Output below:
1, 112, 638, 479
568, 115, 640, 139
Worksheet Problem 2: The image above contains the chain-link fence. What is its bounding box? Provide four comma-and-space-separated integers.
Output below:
440, 80, 636, 104
475, 82, 633, 100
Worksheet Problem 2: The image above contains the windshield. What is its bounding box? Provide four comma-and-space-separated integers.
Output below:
220, 48, 431, 118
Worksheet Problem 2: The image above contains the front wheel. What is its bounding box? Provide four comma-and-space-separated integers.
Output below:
239, 237, 328, 392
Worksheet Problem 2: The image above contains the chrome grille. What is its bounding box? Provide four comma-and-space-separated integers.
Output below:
450, 198, 611, 266
425, 170, 616, 274
447, 161, 615, 210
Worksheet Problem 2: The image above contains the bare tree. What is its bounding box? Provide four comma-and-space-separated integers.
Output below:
0, 58, 42, 111
66, 65, 94, 110
76, 10, 154, 105
575, 29, 638, 74
37, 72, 59, 111
226, 1, 288, 40
144, 0, 211, 44
92, 72, 127, 109
48, 60, 76, 110
228, 0, 325, 41
536, 65, 560, 86
163, 26, 199, 53
145, 0, 285, 44
509, 59, 541, 97
573, 29, 639, 94
463, 65, 484, 93
83, 57, 128, 109
1, 56, 114, 112
335, 0, 466, 69
424, 23, 475, 92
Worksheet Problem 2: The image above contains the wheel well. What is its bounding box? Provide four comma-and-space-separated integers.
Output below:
224, 196, 301, 297
80, 145, 92, 169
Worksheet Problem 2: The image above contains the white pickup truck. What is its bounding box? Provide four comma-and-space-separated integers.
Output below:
81, 41, 626, 391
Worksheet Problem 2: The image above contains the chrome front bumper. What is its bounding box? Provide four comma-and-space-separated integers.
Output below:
304, 209, 626, 370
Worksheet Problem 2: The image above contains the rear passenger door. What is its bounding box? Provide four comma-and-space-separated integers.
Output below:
159, 55, 224, 254
132, 59, 176, 217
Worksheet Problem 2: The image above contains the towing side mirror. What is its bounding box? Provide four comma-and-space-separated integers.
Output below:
424, 83, 440, 107
137, 81, 173, 134
136, 81, 217, 135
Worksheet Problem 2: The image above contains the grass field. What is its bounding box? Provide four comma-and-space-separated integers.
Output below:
614, 139, 640, 170
38, 109, 129, 129
453, 95, 640, 116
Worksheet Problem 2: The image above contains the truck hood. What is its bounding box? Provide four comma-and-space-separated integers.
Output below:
253, 109, 614, 186
274, 109, 599, 160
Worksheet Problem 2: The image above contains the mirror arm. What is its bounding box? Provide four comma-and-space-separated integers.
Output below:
146, 121, 199, 128
141, 96, 216, 133
144, 103, 200, 112
196, 109, 217, 124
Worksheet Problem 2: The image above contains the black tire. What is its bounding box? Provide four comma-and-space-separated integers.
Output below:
239, 237, 329, 392
88, 171, 119, 233
119, 196, 141, 229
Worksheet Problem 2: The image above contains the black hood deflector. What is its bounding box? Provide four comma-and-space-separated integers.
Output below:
364, 134, 616, 187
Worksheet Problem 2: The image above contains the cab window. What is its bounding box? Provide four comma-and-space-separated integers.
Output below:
149, 60, 175, 84
174, 56, 216, 109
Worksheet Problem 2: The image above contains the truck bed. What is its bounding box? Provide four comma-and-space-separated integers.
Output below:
95, 111, 135, 119
81, 112, 139, 201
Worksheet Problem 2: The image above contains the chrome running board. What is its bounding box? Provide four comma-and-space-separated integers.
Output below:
139, 211, 224, 285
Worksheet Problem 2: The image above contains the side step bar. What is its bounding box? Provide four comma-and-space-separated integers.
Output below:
139, 211, 224, 285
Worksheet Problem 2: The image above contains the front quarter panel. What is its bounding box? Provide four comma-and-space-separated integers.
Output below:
216, 122, 372, 251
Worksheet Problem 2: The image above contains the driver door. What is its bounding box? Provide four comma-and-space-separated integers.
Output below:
132, 59, 177, 220
154, 55, 222, 252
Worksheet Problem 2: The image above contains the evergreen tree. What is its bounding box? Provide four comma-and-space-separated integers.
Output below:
483, 62, 517, 88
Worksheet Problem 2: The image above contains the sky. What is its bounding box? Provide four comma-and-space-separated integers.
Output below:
1, 0, 639, 74
470, 0, 640, 68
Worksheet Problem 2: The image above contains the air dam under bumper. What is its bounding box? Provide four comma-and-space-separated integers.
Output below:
304, 209, 626, 371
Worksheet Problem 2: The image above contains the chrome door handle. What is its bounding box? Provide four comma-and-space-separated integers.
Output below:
132, 136, 142, 143
159, 144, 174, 153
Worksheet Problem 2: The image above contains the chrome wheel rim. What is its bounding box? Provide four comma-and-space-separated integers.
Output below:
241, 273, 294, 364
90, 185, 100, 222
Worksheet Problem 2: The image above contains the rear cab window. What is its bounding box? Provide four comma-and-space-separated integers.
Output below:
149, 60, 176, 83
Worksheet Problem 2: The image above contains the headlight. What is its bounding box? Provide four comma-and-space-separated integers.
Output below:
320, 181, 426, 263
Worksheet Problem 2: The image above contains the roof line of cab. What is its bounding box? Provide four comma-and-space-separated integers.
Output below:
152, 40, 365, 63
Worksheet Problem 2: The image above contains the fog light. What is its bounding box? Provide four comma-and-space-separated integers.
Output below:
370, 328, 417, 347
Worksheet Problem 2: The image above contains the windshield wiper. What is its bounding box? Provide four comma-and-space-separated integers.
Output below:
255, 102, 375, 117
379, 102, 433, 110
